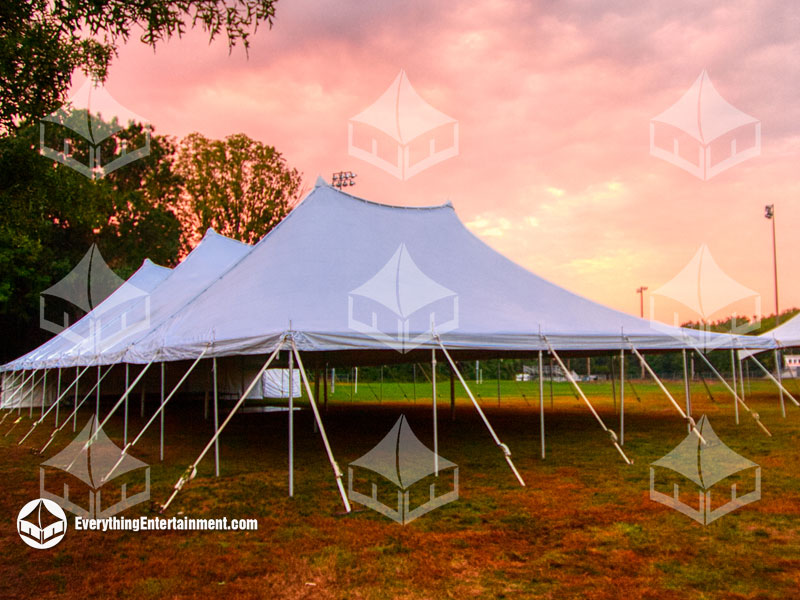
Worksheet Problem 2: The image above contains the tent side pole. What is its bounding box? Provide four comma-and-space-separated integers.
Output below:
450, 364, 456, 422
738, 352, 746, 402
547, 341, 631, 464
539, 350, 545, 459
432, 349, 438, 476
212, 357, 219, 476
749, 353, 799, 409
73, 366, 78, 431
159, 341, 285, 514
28, 369, 37, 417
124, 363, 129, 444
3, 369, 37, 413
55, 369, 61, 426
82, 359, 156, 453
610, 356, 617, 414
102, 350, 211, 483
37, 363, 114, 452
160, 362, 165, 461
288, 347, 294, 497
775, 349, 786, 418
682, 349, 692, 434
41, 370, 47, 417
435, 336, 525, 485
620, 349, 625, 446
730, 350, 739, 424
691, 349, 771, 436
291, 341, 351, 512
627, 342, 705, 444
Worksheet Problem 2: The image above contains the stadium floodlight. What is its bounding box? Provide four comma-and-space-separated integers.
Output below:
765, 204, 779, 326
332, 171, 357, 189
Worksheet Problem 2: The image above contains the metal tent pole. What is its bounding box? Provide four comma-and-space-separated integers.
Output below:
288, 346, 294, 497
40, 370, 47, 417
124, 363, 129, 444
730, 350, 739, 424
160, 362, 165, 461
682, 349, 692, 434
775, 349, 786, 418
213, 357, 219, 477
738, 352, 746, 403
55, 369, 61, 426
432, 349, 438, 476
539, 350, 545, 459
102, 350, 210, 483
749, 353, 798, 411
620, 349, 625, 446
547, 340, 631, 464
73, 366, 78, 431
435, 336, 525, 485
291, 341, 351, 513
628, 342, 706, 444
691, 349, 771, 436
159, 341, 285, 514
37, 363, 114, 452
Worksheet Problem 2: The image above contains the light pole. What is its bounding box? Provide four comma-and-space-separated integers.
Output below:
636, 286, 647, 379
765, 204, 779, 327
332, 171, 357, 189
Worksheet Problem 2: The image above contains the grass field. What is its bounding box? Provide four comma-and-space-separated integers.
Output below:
1, 376, 799, 599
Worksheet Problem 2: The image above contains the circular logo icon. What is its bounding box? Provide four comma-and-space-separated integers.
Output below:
17, 498, 68, 549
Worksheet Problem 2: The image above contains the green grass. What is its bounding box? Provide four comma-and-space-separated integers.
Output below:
1, 378, 799, 599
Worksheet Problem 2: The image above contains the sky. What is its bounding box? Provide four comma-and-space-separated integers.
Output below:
78, 0, 800, 325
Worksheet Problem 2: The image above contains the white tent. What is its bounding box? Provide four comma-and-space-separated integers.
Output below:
122, 180, 773, 364
0, 258, 171, 408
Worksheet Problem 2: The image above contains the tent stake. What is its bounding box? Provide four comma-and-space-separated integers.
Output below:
435, 336, 525, 485
547, 341, 631, 464
539, 350, 545, 459
691, 349, 772, 436
628, 342, 706, 443
160, 341, 285, 514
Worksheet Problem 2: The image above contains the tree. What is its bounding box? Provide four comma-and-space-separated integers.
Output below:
0, 121, 183, 362
175, 132, 303, 245
0, 0, 279, 133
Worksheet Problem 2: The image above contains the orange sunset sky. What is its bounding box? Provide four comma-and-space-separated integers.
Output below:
77, 0, 800, 324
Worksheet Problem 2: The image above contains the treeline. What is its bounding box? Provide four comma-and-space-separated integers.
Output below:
0, 120, 302, 362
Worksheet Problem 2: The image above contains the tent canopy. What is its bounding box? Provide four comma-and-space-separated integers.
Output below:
120, 181, 773, 365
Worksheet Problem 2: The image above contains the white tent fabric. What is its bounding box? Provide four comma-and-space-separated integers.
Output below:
262, 369, 301, 399
2, 229, 251, 370
121, 182, 774, 364
2, 258, 171, 374
757, 313, 800, 350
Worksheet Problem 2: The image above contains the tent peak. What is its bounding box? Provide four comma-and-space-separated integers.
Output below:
316, 182, 454, 212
